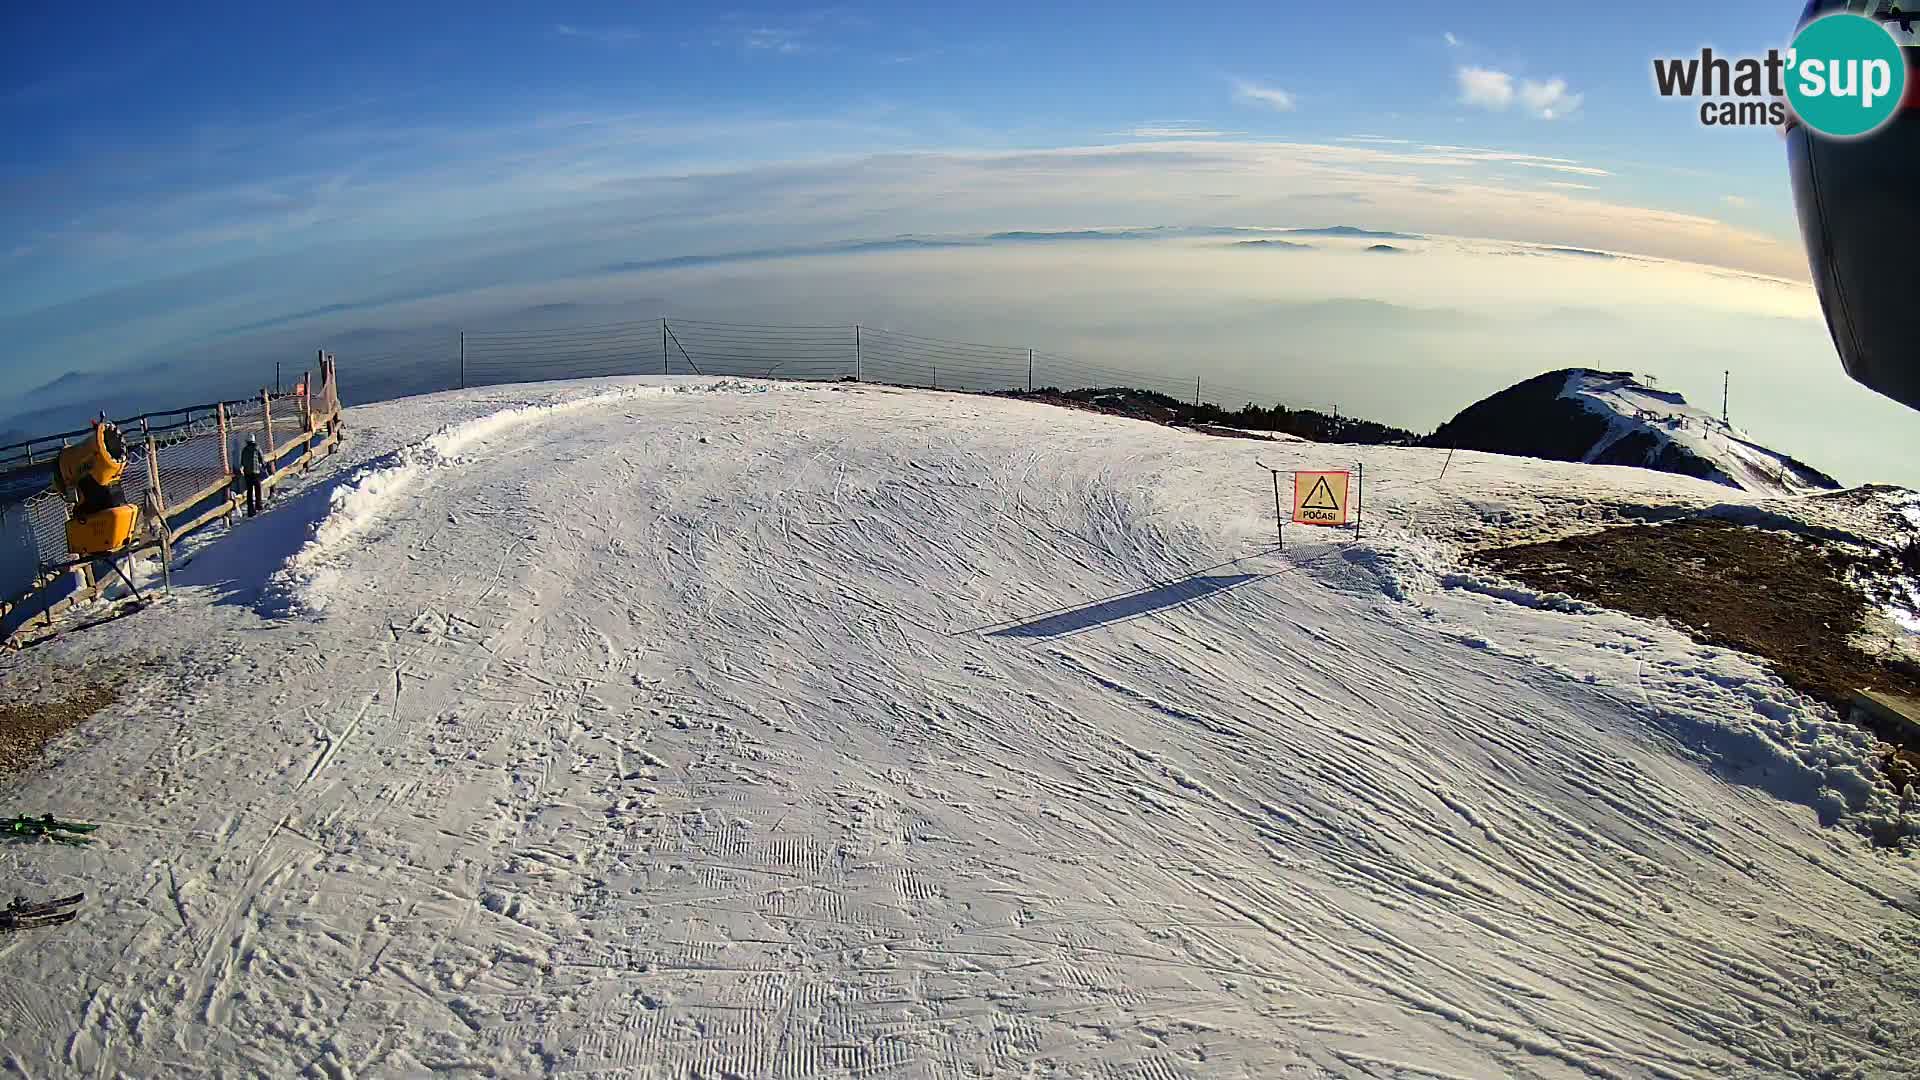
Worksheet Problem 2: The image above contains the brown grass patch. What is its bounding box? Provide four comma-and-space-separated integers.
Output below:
0, 684, 118, 774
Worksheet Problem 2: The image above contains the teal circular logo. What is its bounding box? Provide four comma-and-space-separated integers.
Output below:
1787, 13, 1906, 138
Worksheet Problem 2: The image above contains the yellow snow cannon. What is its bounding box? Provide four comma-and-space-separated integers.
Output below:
52, 421, 139, 557
65, 504, 139, 558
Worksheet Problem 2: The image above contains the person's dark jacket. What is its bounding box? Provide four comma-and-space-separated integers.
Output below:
240, 441, 262, 478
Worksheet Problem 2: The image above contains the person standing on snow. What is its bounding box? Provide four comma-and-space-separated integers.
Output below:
240, 433, 264, 517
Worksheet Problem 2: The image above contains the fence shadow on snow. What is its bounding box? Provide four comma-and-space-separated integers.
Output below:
987, 572, 1267, 640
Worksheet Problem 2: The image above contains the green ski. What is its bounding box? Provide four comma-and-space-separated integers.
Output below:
2, 815, 99, 845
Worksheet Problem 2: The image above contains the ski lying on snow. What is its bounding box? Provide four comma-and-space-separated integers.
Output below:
1, 893, 83, 932
1, 815, 99, 845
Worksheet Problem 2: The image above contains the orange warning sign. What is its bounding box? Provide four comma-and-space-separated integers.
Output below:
1292, 470, 1351, 526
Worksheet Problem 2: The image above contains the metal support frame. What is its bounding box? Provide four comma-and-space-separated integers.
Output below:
1256, 461, 1285, 551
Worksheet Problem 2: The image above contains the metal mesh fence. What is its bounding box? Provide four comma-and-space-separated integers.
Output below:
457, 318, 1322, 415
23, 488, 72, 570
268, 397, 309, 452
225, 400, 269, 450
671, 320, 857, 381
152, 417, 230, 510
462, 318, 668, 387
311, 363, 342, 418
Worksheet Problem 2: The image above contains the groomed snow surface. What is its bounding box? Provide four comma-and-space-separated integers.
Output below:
3, 377, 1917, 1079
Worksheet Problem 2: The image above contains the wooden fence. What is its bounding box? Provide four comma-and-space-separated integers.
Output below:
1, 353, 343, 644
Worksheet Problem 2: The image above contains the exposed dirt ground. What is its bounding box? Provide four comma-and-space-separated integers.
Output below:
0, 678, 118, 775
1470, 517, 1920, 798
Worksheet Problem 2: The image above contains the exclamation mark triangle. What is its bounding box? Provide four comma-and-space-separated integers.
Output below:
1302, 476, 1340, 511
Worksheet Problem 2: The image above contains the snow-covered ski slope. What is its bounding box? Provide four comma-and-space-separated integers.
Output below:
1561, 372, 1835, 497
3, 377, 1917, 1079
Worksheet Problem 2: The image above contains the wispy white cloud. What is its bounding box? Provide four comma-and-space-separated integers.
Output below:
720, 7, 874, 56
1120, 123, 1242, 138
1418, 146, 1611, 176
1444, 31, 1462, 47
1339, 135, 1414, 144
1232, 79, 1297, 112
1457, 67, 1584, 119
1519, 161, 1608, 176
1723, 194, 1750, 208
1544, 181, 1598, 190
745, 26, 810, 53
553, 24, 647, 46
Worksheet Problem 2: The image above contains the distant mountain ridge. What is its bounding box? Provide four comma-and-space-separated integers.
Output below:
1427, 369, 1840, 496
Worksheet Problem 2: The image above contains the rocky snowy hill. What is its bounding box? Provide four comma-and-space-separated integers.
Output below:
0, 377, 1915, 1078
1429, 368, 1842, 496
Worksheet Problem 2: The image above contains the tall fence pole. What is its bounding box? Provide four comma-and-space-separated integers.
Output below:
262, 389, 276, 460
662, 319, 669, 375
459, 331, 466, 390
854, 325, 862, 381
216, 403, 231, 477
146, 489, 172, 597
1194, 376, 1201, 407
1257, 461, 1284, 550
1354, 461, 1364, 540
1028, 349, 1034, 392
1272, 470, 1282, 542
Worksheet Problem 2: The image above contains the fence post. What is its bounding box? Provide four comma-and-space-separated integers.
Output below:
261, 389, 276, 461
932, 362, 938, 391
855, 325, 862, 381
662, 319, 669, 375
146, 489, 172, 595
1028, 349, 1034, 392
459, 331, 466, 390
1272, 470, 1282, 542
1354, 461, 1364, 540
1194, 376, 1201, 407
145, 435, 166, 522
217, 403, 232, 477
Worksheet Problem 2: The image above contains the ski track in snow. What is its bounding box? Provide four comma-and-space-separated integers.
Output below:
2, 376, 1918, 1079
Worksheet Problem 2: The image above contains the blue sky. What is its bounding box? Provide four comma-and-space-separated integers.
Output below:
1, 1, 1808, 282
2, 1, 1880, 463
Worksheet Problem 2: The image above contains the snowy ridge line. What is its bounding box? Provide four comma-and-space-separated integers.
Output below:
1557, 370, 1828, 497
266, 378, 786, 611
